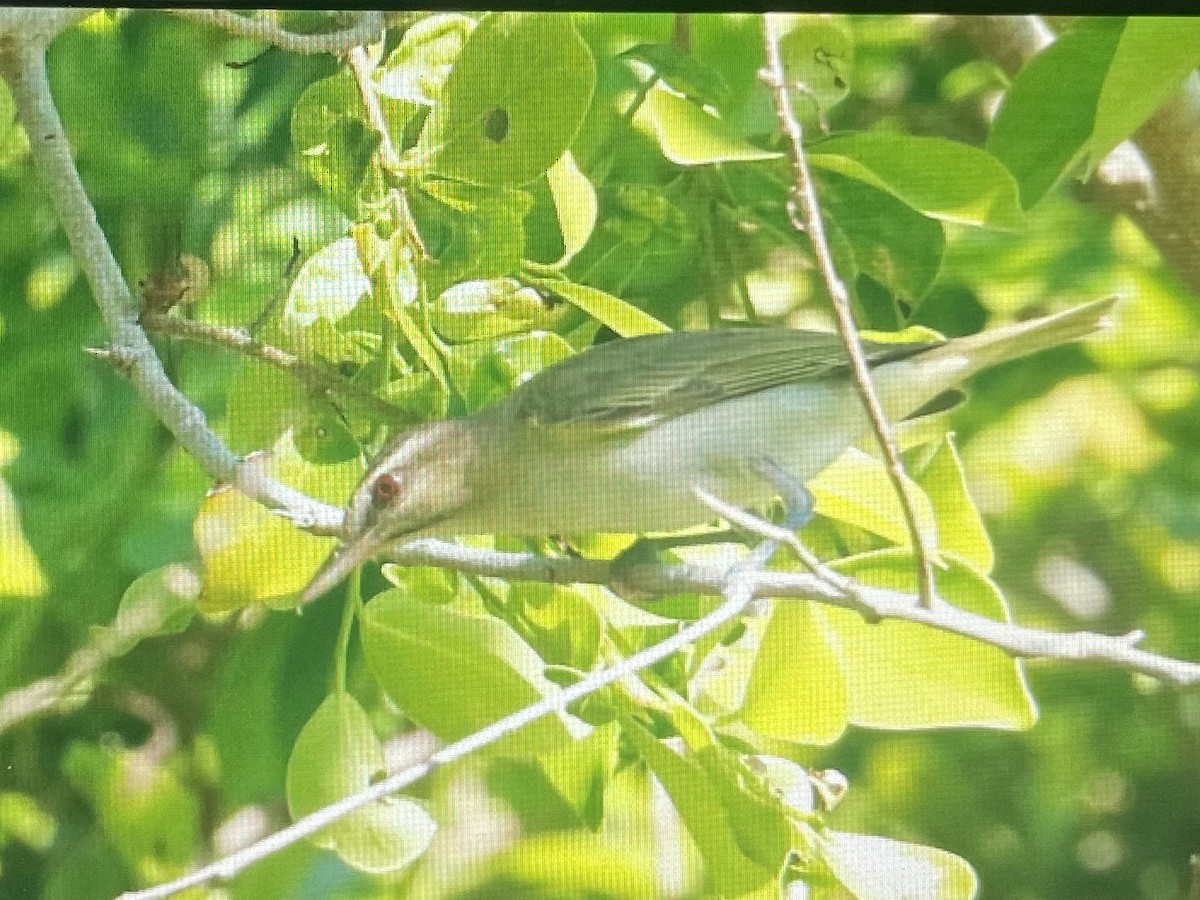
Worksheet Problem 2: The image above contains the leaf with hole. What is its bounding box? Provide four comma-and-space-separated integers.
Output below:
416, 13, 596, 186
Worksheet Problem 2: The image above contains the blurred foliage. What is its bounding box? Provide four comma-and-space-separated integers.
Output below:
0, 10, 1198, 900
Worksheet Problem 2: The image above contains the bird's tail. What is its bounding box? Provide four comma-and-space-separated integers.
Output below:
920, 296, 1118, 377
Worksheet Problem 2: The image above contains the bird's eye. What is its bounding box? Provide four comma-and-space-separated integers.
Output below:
371, 473, 402, 508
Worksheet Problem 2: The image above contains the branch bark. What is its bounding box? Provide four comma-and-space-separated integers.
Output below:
0, 11, 344, 535
760, 14, 939, 607
140, 312, 408, 425
117, 522, 1200, 899
168, 9, 385, 56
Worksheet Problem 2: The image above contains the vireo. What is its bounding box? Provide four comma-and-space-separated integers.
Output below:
301, 297, 1115, 604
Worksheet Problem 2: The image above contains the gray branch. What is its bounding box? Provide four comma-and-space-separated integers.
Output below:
168, 9, 384, 56
119, 525, 1200, 899
760, 14, 939, 606
0, 11, 344, 535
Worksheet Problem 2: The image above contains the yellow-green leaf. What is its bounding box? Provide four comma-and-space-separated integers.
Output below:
194, 433, 361, 612
822, 550, 1037, 731
286, 692, 436, 873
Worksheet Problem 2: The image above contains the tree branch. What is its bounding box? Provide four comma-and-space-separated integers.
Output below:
168, 9, 385, 56
139, 312, 408, 425
346, 44, 428, 260
0, 16, 344, 535
760, 14, 939, 607
119, 525, 1200, 898
956, 15, 1200, 299
120, 503, 795, 900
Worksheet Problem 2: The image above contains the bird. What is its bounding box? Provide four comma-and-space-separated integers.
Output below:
300, 296, 1116, 604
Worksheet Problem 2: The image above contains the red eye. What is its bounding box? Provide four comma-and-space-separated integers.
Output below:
371, 473, 402, 508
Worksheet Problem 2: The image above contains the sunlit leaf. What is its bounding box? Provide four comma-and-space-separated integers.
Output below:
817, 831, 978, 900
417, 13, 596, 186
639, 84, 782, 166
360, 586, 588, 755
913, 436, 995, 573
286, 692, 436, 873
194, 433, 362, 611
378, 13, 477, 106
626, 721, 790, 896
811, 448, 941, 555
0, 470, 45, 599
730, 600, 849, 745
525, 276, 669, 337
547, 151, 598, 264
823, 551, 1038, 731
810, 134, 1024, 229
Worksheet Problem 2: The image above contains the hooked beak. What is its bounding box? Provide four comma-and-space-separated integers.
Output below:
299, 521, 395, 606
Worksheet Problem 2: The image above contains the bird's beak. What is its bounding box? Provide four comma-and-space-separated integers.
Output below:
299, 521, 394, 607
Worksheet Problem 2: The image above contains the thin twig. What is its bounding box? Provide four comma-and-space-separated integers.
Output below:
379, 538, 1200, 687
760, 13, 939, 607
118, 576, 760, 900
0, 30, 342, 535
346, 45, 428, 260
140, 312, 408, 425
246, 236, 302, 335
119, 498, 793, 900
119, 529, 1200, 898
168, 9, 384, 56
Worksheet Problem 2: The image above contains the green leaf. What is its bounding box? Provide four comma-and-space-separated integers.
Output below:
987, 19, 1129, 208
810, 134, 1024, 229
286, 692, 436, 873
291, 71, 380, 216
63, 742, 199, 878
98, 564, 198, 656
293, 404, 362, 465
461, 330, 575, 412
379, 234, 451, 394
638, 84, 782, 165
823, 550, 1038, 731
223, 359, 304, 455
817, 831, 978, 900
0, 792, 55, 852
193, 433, 362, 611
413, 179, 532, 291
360, 586, 588, 755
990, 18, 1200, 207
778, 14, 854, 115
913, 436, 995, 573
284, 237, 371, 328
377, 13, 477, 106
1090, 18, 1200, 170
987, 19, 1120, 207
535, 721, 620, 829
474, 831, 659, 898
810, 448, 941, 555
431, 277, 557, 343
619, 43, 731, 106
816, 168, 945, 302
524, 276, 670, 337
416, 13, 596, 186
511, 582, 604, 671
729, 600, 849, 746
546, 151, 598, 264
625, 721, 790, 897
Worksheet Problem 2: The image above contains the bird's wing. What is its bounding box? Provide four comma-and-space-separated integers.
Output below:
504, 327, 941, 436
